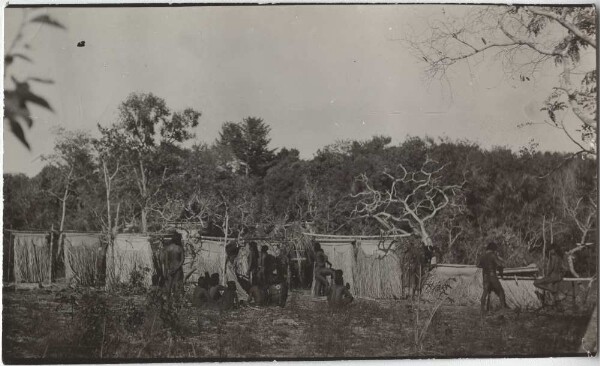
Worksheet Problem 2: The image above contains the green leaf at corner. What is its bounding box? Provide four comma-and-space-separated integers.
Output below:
8, 119, 31, 150
29, 15, 66, 30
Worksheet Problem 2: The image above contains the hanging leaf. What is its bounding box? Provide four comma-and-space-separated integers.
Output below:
6, 53, 33, 64
27, 77, 54, 84
8, 119, 30, 150
29, 15, 66, 30
13, 80, 54, 112
5, 90, 34, 128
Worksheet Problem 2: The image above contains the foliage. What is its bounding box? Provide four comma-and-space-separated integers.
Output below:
218, 117, 276, 177
96, 92, 201, 233
3, 114, 597, 276
4, 10, 65, 149
405, 5, 597, 156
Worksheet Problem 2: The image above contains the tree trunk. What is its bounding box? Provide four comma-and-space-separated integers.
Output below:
141, 209, 148, 234
542, 215, 546, 277
139, 159, 149, 233
418, 223, 433, 247
56, 168, 73, 270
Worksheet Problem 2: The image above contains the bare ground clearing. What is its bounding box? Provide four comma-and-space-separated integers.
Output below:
2, 286, 593, 362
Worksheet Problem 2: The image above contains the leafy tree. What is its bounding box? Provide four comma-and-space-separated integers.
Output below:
43, 128, 96, 233
217, 117, 276, 177
3, 174, 38, 230
98, 92, 201, 233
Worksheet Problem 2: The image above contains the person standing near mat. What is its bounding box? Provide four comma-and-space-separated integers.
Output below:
477, 241, 508, 313
534, 245, 565, 303
314, 242, 334, 296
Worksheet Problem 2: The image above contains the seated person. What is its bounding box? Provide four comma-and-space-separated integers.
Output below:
534, 246, 565, 300
267, 281, 289, 308
217, 281, 238, 310
327, 270, 354, 308
192, 274, 211, 307
209, 273, 225, 301
247, 285, 267, 306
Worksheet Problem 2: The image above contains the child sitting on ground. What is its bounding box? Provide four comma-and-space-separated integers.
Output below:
327, 269, 354, 308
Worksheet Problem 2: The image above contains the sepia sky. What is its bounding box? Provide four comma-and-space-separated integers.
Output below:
3, 5, 591, 176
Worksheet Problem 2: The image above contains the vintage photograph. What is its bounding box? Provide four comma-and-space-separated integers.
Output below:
2, 3, 598, 362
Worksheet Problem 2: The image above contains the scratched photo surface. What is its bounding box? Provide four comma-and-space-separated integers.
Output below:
2, 4, 597, 363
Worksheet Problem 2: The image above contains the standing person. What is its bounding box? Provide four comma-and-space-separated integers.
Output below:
247, 241, 259, 285
314, 242, 334, 297
223, 241, 250, 302
534, 245, 565, 302
477, 242, 508, 313
162, 229, 184, 300
257, 245, 272, 286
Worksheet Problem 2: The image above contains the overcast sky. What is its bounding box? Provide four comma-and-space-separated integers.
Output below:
3, 5, 590, 176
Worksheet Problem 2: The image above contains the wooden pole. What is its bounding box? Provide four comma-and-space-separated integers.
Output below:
10, 231, 14, 283
540, 215, 549, 300
49, 224, 54, 284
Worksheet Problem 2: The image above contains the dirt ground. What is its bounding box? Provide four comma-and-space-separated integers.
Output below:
2, 285, 595, 362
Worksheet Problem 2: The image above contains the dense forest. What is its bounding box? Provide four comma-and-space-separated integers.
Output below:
3, 92, 597, 276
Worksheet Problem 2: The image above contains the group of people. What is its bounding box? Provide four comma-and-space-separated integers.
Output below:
190, 241, 289, 309
312, 242, 354, 308
191, 272, 238, 310
161, 229, 567, 313
477, 241, 566, 314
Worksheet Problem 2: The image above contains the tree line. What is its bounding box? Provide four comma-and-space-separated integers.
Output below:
3, 92, 597, 276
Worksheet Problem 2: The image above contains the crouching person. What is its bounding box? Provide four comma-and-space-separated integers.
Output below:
192, 272, 211, 307
268, 282, 289, 308
217, 281, 238, 311
248, 285, 267, 306
327, 270, 354, 308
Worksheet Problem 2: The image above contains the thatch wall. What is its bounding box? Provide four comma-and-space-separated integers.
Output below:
187, 238, 227, 282
301, 233, 408, 298
354, 240, 403, 299
63, 233, 105, 286
319, 241, 356, 293
3, 231, 15, 282
424, 264, 541, 309
180, 231, 287, 285
13, 233, 51, 283
106, 234, 154, 287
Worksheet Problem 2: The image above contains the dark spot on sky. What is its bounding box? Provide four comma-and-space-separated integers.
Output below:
77, 41, 85, 47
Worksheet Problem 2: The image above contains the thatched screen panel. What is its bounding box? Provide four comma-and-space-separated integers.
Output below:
424, 265, 541, 309
183, 239, 227, 284
319, 241, 356, 293
354, 240, 403, 299
3, 231, 15, 282
63, 233, 105, 286
107, 234, 154, 287
13, 233, 51, 283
